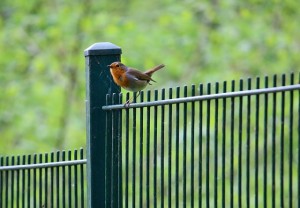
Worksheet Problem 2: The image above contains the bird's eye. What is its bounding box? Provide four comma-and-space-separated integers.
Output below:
116, 64, 119, 67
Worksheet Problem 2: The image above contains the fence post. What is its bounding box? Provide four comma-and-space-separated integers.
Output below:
84, 42, 121, 208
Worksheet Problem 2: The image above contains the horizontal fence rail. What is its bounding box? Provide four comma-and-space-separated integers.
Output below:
103, 84, 300, 110
0, 148, 86, 208
0, 160, 87, 171
104, 73, 300, 207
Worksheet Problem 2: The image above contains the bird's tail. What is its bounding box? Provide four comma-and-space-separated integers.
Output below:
144, 64, 165, 77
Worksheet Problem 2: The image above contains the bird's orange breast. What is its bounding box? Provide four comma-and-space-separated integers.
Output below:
110, 68, 130, 88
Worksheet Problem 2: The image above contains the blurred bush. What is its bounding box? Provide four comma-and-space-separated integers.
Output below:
0, 0, 299, 154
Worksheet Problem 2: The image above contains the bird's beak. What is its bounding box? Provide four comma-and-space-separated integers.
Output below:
107, 65, 111, 68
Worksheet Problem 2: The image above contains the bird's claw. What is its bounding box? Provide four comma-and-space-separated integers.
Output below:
123, 100, 131, 108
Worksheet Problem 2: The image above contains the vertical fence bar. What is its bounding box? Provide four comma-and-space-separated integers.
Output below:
271, 75, 277, 208
146, 91, 151, 208
84, 42, 121, 208
191, 85, 195, 208
4, 157, 7, 207
7, 156, 15, 207
160, 89, 165, 208
56, 151, 60, 208
221, 81, 227, 208
113, 99, 117, 207
22, 155, 26, 207
206, 83, 211, 208
263, 76, 268, 208
118, 94, 123, 208
2, 158, 5, 207
39, 154, 43, 208
11, 156, 15, 208
183, 86, 187, 207
168, 88, 173, 208
80, 148, 85, 208
214, 82, 219, 208
68, 150, 72, 208
107, 94, 113, 208
3, 157, 7, 207
50, 152, 54, 207
280, 74, 286, 208
33, 154, 37, 208
255, 77, 260, 208
139, 91, 144, 208
230, 81, 235, 208
289, 73, 294, 208
133, 93, 137, 208
246, 78, 251, 208
62, 151, 66, 207
175, 87, 180, 208
17, 156, 21, 208
25, 155, 31, 207
125, 93, 130, 208
238, 79, 243, 208
6, 158, 8, 206
0, 157, 2, 208
45, 153, 48, 207
199, 83, 203, 208
153, 90, 158, 208
74, 150, 79, 208
280, 74, 285, 207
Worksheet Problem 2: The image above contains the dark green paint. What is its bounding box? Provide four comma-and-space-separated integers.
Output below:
84, 42, 121, 208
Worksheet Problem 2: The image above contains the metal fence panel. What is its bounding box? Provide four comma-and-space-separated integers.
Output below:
104, 73, 300, 208
2, 41, 299, 208
0, 148, 86, 208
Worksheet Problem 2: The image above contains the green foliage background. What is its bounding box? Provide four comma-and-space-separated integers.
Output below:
0, 0, 300, 154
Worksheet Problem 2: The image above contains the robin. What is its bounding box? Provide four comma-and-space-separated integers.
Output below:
108, 62, 165, 106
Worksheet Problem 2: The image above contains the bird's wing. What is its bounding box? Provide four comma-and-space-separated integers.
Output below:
127, 68, 155, 82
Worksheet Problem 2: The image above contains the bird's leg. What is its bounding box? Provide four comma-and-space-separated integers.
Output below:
124, 91, 141, 107
135, 91, 141, 100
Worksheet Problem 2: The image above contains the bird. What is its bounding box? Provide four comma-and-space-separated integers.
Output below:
108, 62, 165, 106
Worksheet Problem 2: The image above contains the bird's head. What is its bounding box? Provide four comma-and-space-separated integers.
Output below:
107, 62, 127, 72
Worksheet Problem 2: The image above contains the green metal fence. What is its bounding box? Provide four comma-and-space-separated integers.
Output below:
0, 149, 86, 207
103, 74, 300, 208
84, 42, 300, 207
1, 42, 300, 207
